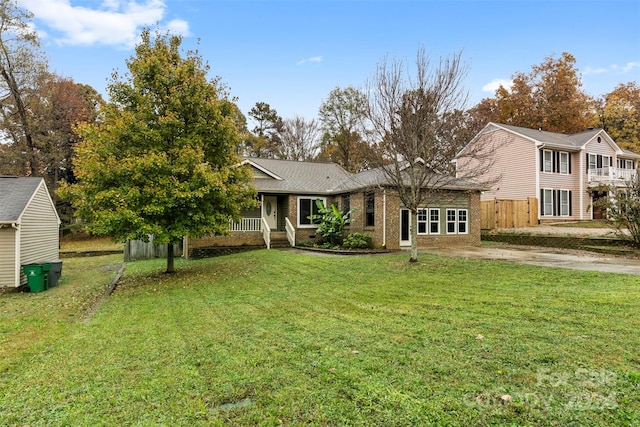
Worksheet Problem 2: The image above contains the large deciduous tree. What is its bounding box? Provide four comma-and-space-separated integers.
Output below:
59, 29, 256, 273
318, 86, 374, 172
0, 0, 47, 176
276, 115, 320, 161
469, 52, 595, 134
367, 48, 496, 262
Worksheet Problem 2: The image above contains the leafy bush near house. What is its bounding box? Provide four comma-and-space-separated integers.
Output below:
344, 232, 373, 249
308, 200, 357, 246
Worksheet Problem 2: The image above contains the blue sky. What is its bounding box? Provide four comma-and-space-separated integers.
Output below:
23, 0, 640, 123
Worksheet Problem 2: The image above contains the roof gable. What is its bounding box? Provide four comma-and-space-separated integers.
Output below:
0, 177, 47, 223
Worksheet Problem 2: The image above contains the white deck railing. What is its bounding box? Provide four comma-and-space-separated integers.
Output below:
229, 217, 262, 232
285, 216, 295, 247
588, 167, 637, 183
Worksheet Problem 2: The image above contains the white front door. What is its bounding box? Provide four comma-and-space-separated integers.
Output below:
400, 209, 411, 246
263, 196, 278, 230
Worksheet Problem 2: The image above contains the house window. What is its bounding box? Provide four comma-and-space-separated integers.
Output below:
417, 209, 428, 234
588, 153, 597, 171
603, 155, 612, 168
430, 209, 440, 234
559, 190, 571, 217
365, 192, 375, 227
298, 197, 325, 227
626, 160, 635, 169
446, 209, 457, 234
559, 152, 570, 174
342, 194, 351, 215
542, 189, 554, 216
458, 210, 468, 234
543, 150, 553, 173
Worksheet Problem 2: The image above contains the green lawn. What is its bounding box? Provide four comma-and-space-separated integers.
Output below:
1, 250, 639, 426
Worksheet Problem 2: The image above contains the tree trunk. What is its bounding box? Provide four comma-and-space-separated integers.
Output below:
409, 209, 418, 263
166, 243, 175, 274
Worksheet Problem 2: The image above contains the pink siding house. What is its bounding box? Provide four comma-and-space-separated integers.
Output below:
457, 123, 640, 222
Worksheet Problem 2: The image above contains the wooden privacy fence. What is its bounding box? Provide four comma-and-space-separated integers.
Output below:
125, 236, 183, 261
481, 198, 538, 229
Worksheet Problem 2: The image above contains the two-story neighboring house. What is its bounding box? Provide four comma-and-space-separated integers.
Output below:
457, 122, 640, 223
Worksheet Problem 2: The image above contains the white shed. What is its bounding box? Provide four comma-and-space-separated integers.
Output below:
0, 177, 61, 289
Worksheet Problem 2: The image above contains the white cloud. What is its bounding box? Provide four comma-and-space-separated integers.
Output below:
297, 56, 323, 66
583, 66, 608, 75
21, 0, 190, 48
482, 78, 513, 93
615, 61, 640, 73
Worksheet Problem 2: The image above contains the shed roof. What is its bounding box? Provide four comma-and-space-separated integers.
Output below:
0, 177, 44, 223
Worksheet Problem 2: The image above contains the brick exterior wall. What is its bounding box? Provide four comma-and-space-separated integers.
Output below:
188, 189, 482, 256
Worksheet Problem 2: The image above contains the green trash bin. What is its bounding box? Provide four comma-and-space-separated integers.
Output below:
41, 263, 51, 290
23, 264, 45, 293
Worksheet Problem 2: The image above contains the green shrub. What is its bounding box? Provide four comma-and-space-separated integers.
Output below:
344, 232, 372, 249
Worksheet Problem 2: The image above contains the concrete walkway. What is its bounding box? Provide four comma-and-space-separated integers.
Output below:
424, 245, 640, 276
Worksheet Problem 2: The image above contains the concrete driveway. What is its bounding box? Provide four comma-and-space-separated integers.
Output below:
425, 245, 640, 276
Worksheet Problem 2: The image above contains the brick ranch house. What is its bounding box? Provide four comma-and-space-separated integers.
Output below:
456, 122, 640, 224
184, 157, 485, 257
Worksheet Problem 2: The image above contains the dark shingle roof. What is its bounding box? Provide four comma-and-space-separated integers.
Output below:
244, 157, 353, 194
0, 177, 43, 222
495, 123, 586, 149
246, 158, 486, 194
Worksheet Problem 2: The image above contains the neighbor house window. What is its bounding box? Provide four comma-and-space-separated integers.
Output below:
627, 160, 635, 169
559, 190, 572, 217
588, 153, 597, 171
298, 197, 325, 226
365, 192, 375, 227
559, 152, 570, 174
543, 150, 553, 173
542, 189, 554, 216
429, 209, 440, 234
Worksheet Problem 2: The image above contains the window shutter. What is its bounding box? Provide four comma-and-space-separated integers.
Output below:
553, 190, 558, 216
569, 191, 573, 216
586, 153, 589, 171
597, 155, 602, 168
540, 150, 544, 172
552, 151, 557, 173
568, 154, 572, 174
540, 189, 544, 215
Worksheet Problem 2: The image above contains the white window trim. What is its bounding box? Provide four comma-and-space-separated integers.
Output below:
446, 209, 457, 234
559, 152, 569, 174
543, 188, 554, 216
457, 209, 468, 234
429, 208, 440, 235
543, 149, 553, 173
297, 196, 326, 228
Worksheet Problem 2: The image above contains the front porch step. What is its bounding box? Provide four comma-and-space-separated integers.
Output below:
270, 239, 291, 249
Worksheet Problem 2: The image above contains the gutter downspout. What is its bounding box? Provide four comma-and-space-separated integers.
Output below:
579, 150, 585, 220
535, 143, 541, 223
382, 189, 387, 248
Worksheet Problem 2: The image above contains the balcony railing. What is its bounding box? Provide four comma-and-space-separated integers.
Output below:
588, 167, 637, 183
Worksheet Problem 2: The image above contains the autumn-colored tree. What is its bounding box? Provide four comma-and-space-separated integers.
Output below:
596, 82, 640, 151
29, 74, 104, 193
59, 29, 256, 273
318, 86, 374, 172
470, 52, 595, 133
